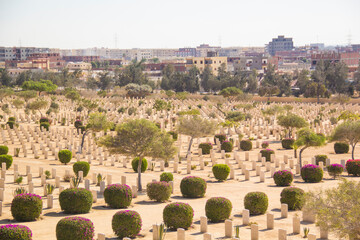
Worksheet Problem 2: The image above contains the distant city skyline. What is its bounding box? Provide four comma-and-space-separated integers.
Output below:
0, 0, 359, 49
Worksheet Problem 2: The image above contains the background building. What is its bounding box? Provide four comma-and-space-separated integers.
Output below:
267, 35, 294, 56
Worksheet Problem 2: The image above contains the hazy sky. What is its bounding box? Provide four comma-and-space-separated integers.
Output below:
0, 0, 359, 49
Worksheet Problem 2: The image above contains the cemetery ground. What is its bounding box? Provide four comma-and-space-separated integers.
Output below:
0, 97, 359, 240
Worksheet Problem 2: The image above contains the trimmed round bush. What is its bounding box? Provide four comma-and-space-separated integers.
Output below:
40, 122, 50, 131
59, 188, 92, 213
273, 170, 293, 186
0, 154, 13, 170
163, 202, 194, 229
280, 187, 305, 210
205, 197, 232, 223
199, 142, 213, 155
281, 138, 295, 149
346, 159, 360, 176
58, 150, 72, 165
301, 164, 323, 183
244, 192, 268, 215
73, 161, 90, 177
212, 164, 230, 181
334, 142, 349, 154
0, 224, 32, 240
260, 149, 275, 162
56, 217, 94, 240
221, 141, 233, 152
7, 121, 15, 129
74, 120, 83, 129
131, 157, 148, 173
39, 117, 50, 124
112, 210, 142, 238
315, 154, 327, 165
214, 134, 227, 144
327, 163, 344, 179
180, 176, 207, 198
11, 193, 42, 221
147, 181, 172, 202
104, 184, 132, 209
160, 172, 173, 182
0, 145, 9, 155
240, 140, 252, 151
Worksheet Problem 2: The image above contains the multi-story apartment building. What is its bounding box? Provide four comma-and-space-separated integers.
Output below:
176, 48, 197, 57
186, 56, 227, 75
0, 47, 50, 61
63, 56, 100, 62
267, 35, 294, 56
65, 62, 92, 70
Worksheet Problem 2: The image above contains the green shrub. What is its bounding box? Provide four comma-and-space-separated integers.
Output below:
205, 197, 232, 223
334, 142, 349, 154
11, 193, 42, 221
214, 134, 227, 144
168, 131, 178, 140
273, 170, 293, 186
163, 202, 193, 229
212, 164, 230, 181
240, 140, 252, 151
74, 120, 83, 129
147, 181, 172, 202
315, 155, 327, 165
104, 184, 132, 209
0, 224, 32, 240
58, 150, 72, 165
199, 143, 213, 155
244, 192, 268, 215
280, 187, 305, 210
346, 159, 360, 176
8, 117, 16, 122
0, 145, 9, 155
281, 138, 294, 149
7, 121, 15, 129
56, 217, 94, 240
260, 149, 274, 162
131, 157, 148, 173
112, 210, 142, 238
221, 141, 233, 152
301, 164, 323, 183
180, 176, 206, 198
40, 122, 50, 131
59, 188, 92, 213
0, 154, 13, 170
160, 172, 173, 182
73, 161, 90, 177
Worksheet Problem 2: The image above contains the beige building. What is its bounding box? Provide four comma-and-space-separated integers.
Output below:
65, 62, 92, 70
186, 56, 227, 75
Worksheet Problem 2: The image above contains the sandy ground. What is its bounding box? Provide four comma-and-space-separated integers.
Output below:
1, 120, 359, 240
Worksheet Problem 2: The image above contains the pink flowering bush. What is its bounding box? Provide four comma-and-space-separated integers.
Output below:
273, 170, 293, 186
199, 142, 213, 154
301, 164, 323, 183
261, 141, 269, 149
146, 181, 172, 202
0, 224, 32, 240
260, 149, 275, 162
346, 159, 360, 176
205, 197, 232, 222
112, 210, 142, 238
11, 193, 42, 221
59, 188, 92, 213
327, 163, 344, 179
180, 176, 207, 198
56, 217, 94, 240
104, 184, 132, 208
163, 202, 194, 229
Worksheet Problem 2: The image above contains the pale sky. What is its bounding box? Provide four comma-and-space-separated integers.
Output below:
0, 0, 359, 49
